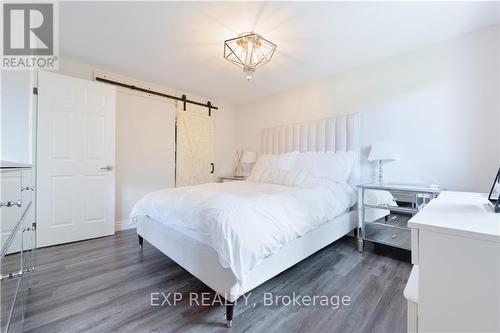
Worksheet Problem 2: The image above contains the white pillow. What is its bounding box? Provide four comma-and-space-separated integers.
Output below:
251, 169, 316, 188
249, 151, 299, 180
364, 189, 397, 206
294, 151, 356, 183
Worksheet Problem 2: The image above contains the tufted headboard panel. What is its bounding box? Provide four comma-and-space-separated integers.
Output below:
260, 113, 361, 185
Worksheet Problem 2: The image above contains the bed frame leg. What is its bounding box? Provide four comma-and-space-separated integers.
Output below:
357, 238, 364, 252
226, 301, 234, 328
138, 235, 143, 249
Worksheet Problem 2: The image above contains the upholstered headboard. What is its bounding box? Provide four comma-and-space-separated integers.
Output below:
260, 113, 361, 185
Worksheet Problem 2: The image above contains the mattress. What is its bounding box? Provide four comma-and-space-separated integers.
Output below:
131, 180, 356, 283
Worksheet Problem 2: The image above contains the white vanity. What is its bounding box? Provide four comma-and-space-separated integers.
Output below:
405, 191, 500, 332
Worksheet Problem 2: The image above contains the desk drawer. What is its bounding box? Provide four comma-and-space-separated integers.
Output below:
1, 167, 34, 333
1, 172, 22, 255
1, 170, 34, 255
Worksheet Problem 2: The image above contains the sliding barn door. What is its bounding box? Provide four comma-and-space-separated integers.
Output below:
116, 91, 176, 229
37, 71, 116, 247
176, 104, 215, 186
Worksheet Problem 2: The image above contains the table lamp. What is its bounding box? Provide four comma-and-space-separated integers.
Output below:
368, 142, 396, 184
235, 151, 257, 178
241, 151, 257, 177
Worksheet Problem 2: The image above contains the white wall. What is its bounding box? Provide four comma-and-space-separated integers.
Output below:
1, 70, 33, 163
235, 25, 500, 192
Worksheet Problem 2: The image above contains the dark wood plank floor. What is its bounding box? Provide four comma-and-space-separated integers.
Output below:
22, 230, 411, 333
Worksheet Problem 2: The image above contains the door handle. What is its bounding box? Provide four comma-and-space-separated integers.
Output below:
100, 165, 114, 171
210, 163, 214, 174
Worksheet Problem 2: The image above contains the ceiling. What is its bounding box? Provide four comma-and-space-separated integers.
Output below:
60, 1, 499, 106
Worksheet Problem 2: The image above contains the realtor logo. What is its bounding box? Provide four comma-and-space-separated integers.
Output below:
2, 2, 58, 69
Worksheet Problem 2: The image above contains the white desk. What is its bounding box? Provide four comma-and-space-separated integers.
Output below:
405, 191, 500, 332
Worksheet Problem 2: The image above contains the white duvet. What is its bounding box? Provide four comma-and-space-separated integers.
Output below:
130, 180, 356, 284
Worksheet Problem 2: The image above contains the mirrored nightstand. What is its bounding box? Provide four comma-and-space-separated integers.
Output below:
357, 183, 444, 252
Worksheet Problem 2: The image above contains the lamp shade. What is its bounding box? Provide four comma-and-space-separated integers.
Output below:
368, 142, 396, 162
241, 151, 257, 164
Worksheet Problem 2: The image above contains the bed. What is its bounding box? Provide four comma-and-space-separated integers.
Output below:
133, 114, 361, 327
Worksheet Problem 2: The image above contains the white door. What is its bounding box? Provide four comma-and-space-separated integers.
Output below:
37, 71, 116, 247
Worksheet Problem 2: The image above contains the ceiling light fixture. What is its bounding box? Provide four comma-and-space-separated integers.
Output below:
224, 32, 277, 80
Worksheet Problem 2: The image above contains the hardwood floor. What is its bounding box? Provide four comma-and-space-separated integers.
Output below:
23, 230, 411, 333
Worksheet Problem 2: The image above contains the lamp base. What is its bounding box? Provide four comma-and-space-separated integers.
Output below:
377, 160, 384, 185
235, 163, 244, 178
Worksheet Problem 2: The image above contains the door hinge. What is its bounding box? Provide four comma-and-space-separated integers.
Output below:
33, 87, 38, 95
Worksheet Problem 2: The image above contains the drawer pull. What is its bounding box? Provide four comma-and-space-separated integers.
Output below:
21, 186, 34, 191
0, 270, 22, 282
23, 222, 36, 232
0, 202, 32, 259
0, 267, 35, 282
0, 200, 21, 208
392, 233, 398, 239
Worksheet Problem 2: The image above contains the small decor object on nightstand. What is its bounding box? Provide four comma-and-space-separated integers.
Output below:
235, 150, 244, 177
368, 142, 397, 184
241, 151, 256, 176
357, 183, 444, 252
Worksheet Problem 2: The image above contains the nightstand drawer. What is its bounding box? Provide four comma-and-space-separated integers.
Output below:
365, 222, 411, 250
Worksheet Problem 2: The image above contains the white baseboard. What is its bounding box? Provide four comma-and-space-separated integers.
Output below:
115, 219, 137, 232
